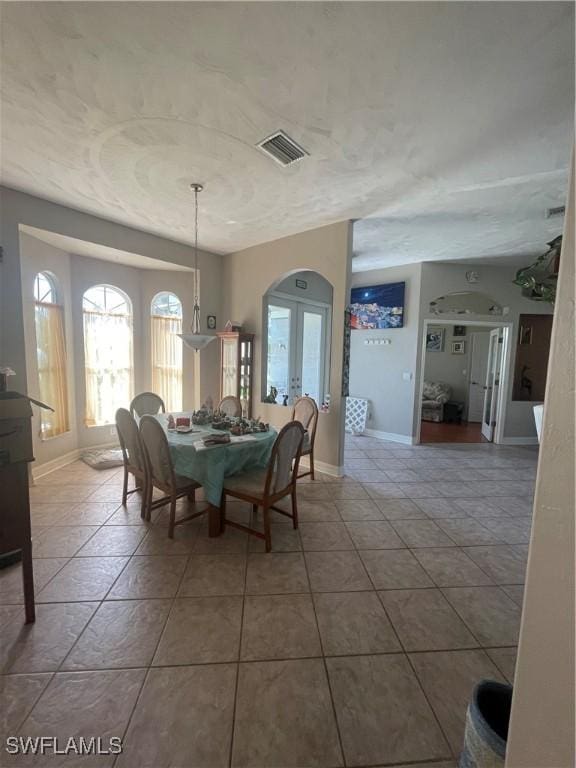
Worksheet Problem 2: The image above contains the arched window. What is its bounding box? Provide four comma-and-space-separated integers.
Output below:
34, 271, 69, 438
151, 292, 183, 412
83, 285, 133, 426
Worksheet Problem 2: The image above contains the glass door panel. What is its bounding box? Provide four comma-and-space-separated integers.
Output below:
267, 303, 292, 400
300, 309, 324, 403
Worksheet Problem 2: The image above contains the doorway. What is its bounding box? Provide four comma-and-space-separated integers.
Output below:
417, 320, 511, 444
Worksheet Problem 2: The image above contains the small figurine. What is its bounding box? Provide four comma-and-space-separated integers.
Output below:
167, 414, 175, 430
263, 386, 278, 404
282, 394, 289, 407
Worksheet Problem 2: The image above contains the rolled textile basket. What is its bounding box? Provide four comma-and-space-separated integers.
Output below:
459, 680, 513, 768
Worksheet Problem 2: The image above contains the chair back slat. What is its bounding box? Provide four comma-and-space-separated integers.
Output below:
219, 396, 242, 418
267, 421, 305, 495
130, 392, 166, 417
139, 415, 175, 488
291, 396, 319, 452
115, 408, 145, 471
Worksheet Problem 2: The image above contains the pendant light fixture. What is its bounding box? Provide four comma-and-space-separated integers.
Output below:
178, 183, 216, 351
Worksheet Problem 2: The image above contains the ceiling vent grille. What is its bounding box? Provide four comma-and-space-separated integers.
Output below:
257, 130, 308, 166
546, 205, 565, 218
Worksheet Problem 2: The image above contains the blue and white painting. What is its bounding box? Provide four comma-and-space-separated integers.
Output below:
350, 282, 405, 329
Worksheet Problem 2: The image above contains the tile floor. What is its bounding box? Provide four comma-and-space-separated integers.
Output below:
0, 435, 537, 767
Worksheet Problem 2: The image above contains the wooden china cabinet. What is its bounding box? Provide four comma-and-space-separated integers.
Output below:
217, 332, 255, 418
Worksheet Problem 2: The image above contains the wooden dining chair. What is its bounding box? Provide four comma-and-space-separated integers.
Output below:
291, 396, 319, 480
115, 408, 148, 518
218, 395, 242, 418
220, 421, 305, 552
130, 392, 166, 418
138, 415, 205, 536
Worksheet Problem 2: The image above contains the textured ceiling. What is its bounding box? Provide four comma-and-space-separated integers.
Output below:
1, 2, 574, 271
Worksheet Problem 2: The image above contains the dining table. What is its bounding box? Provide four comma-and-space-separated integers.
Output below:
155, 414, 277, 536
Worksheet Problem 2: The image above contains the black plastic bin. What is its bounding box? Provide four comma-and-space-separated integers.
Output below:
459, 680, 513, 768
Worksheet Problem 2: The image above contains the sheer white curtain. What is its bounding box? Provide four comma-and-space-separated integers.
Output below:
84, 310, 133, 426
151, 314, 183, 412
34, 302, 69, 437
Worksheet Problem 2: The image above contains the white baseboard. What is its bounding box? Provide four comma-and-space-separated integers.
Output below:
32, 441, 119, 481
300, 456, 343, 477
364, 428, 415, 445
498, 436, 539, 446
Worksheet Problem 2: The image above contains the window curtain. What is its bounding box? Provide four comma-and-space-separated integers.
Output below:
151, 315, 183, 412
84, 310, 133, 426
34, 303, 70, 438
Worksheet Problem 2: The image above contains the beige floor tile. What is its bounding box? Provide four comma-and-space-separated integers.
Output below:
442, 587, 521, 646
435, 519, 503, 546
153, 596, 242, 665
297, 484, 333, 501
485, 646, 517, 683
397, 482, 444, 499
32, 526, 100, 558
134, 524, 197, 555
248, 524, 302, 552
364, 482, 407, 500
463, 546, 527, 584
314, 591, 400, 655
241, 594, 321, 660
87, 484, 127, 503
473, 517, 532, 545
117, 665, 236, 768
0, 673, 53, 739
327, 483, 370, 500
450, 498, 508, 517
391, 520, 456, 548
10, 669, 145, 767
414, 499, 469, 519
178, 554, 246, 596
0, 559, 69, 604
410, 649, 505, 754
296, 500, 342, 522
104, 504, 157, 526
29, 503, 75, 526
299, 522, 355, 551
334, 499, 384, 521
37, 557, 129, 602
29, 485, 95, 503
107, 555, 188, 599
500, 584, 524, 607
305, 551, 372, 592
76, 526, 146, 556
1, 602, 97, 673
345, 520, 406, 549
62, 599, 171, 670
232, 658, 343, 767
380, 589, 478, 652
246, 553, 309, 594
413, 548, 494, 587
192, 523, 250, 553
0, 605, 23, 629
56, 502, 120, 526
327, 654, 451, 766
375, 498, 429, 520
360, 549, 433, 589
373, 763, 457, 768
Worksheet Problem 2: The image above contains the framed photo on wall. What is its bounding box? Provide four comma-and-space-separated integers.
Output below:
453, 325, 466, 337
426, 328, 444, 352
451, 340, 466, 354
350, 282, 405, 329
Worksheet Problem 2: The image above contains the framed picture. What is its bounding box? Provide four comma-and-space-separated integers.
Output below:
207, 315, 217, 330
451, 340, 466, 354
426, 328, 444, 352
350, 282, 405, 329
453, 325, 466, 337
519, 325, 533, 345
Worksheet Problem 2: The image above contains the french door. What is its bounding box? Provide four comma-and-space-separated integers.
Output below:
481, 328, 504, 441
266, 297, 328, 405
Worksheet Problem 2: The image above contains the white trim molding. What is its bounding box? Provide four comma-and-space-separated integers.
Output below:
299, 456, 344, 477
364, 428, 414, 445
498, 436, 539, 446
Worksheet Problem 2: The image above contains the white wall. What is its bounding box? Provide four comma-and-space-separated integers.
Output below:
423, 324, 490, 409
419, 262, 555, 439
349, 263, 422, 440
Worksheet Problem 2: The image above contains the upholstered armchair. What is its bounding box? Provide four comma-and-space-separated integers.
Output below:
421, 381, 452, 423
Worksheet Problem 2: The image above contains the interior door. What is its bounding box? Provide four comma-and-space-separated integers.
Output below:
468, 332, 490, 422
481, 328, 503, 441
296, 304, 327, 404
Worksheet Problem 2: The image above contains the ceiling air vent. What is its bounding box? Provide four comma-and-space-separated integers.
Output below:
257, 130, 308, 166
546, 205, 565, 218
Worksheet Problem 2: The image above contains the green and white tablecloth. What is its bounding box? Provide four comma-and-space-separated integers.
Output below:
156, 416, 277, 506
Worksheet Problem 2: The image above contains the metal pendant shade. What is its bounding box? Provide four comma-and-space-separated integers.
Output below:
178, 183, 216, 351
